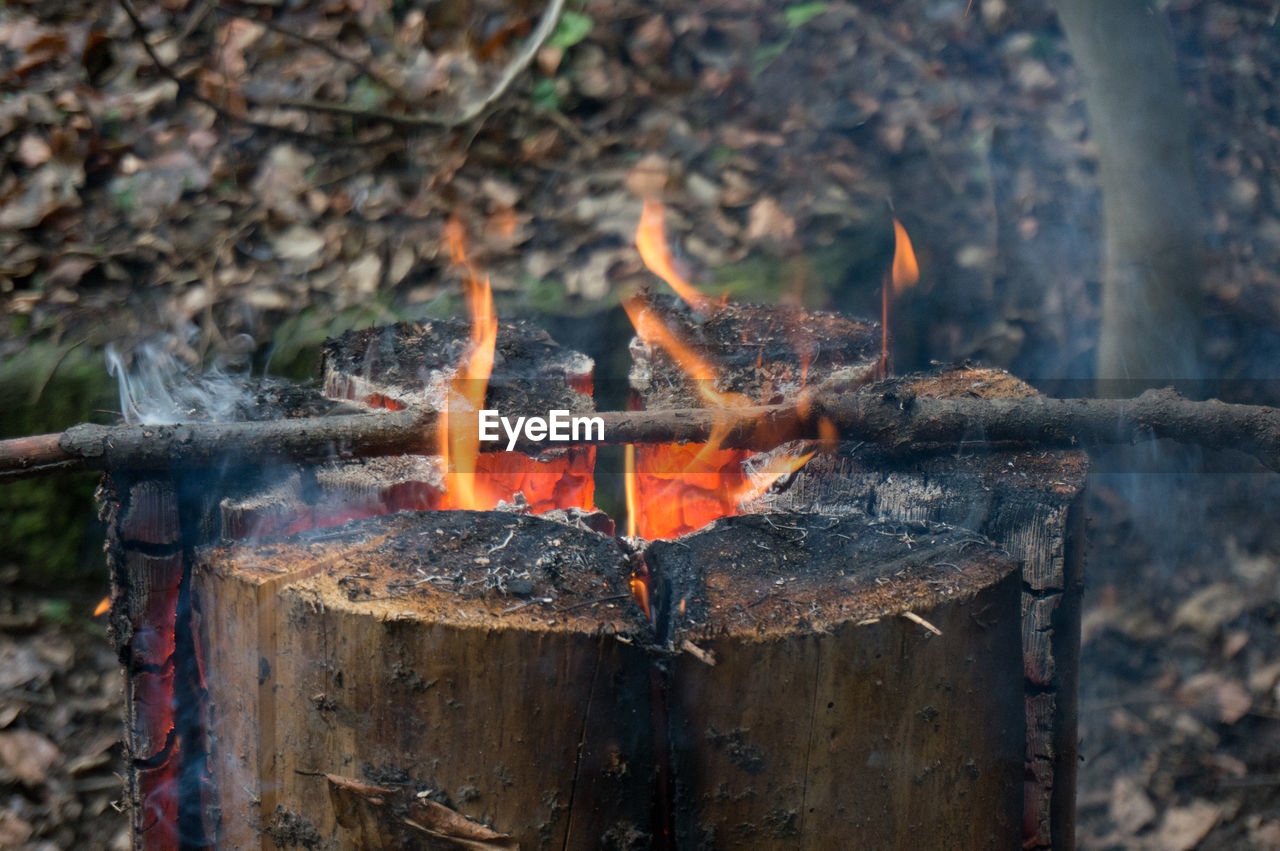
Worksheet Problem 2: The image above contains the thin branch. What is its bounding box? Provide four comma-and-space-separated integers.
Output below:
6, 387, 1280, 480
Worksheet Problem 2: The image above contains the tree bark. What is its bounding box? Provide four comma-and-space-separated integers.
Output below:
1055, 0, 1202, 394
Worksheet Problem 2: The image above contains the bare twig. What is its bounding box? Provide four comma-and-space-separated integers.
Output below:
6, 386, 1280, 481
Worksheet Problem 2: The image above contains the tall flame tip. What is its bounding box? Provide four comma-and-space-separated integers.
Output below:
635, 199, 714, 312
891, 218, 920, 294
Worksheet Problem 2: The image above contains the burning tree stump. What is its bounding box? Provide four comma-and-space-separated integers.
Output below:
761, 368, 1089, 849
193, 506, 1021, 849
647, 513, 1024, 847
629, 300, 1087, 849
195, 509, 653, 849
626, 297, 879, 540
99, 386, 365, 848
100, 308, 1086, 849
103, 320, 602, 849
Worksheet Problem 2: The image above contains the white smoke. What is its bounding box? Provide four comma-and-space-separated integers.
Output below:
106, 329, 256, 425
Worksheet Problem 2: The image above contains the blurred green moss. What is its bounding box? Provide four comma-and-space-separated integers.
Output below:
0, 343, 116, 588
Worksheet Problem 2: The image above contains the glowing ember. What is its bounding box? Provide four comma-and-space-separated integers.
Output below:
635, 200, 714, 313
628, 572, 652, 621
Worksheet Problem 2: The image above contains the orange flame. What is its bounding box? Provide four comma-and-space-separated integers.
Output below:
622, 298, 815, 538
891, 218, 919, 294
818, 416, 840, 453
623, 202, 826, 539
635, 200, 713, 312
440, 217, 499, 510
93, 596, 110, 617
624, 443, 639, 538
623, 297, 751, 411
628, 572, 651, 621
734, 445, 817, 505
880, 218, 920, 378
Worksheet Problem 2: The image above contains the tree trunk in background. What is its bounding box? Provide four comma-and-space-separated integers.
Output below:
1055, 0, 1202, 395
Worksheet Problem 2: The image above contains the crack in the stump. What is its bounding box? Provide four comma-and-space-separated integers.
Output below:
797, 639, 823, 839
561, 635, 605, 851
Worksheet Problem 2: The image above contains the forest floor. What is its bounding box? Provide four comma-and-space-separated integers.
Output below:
3, 0, 1280, 847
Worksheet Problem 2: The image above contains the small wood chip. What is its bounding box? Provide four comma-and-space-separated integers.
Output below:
902, 611, 942, 636
681, 639, 717, 666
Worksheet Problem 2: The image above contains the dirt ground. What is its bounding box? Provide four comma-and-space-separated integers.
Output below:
3, 0, 1280, 847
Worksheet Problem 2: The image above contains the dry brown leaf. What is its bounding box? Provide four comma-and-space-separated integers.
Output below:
564, 249, 619, 300
12, 29, 68, 78
0, 639, 52, 691
273, 225, 326, 262
629, 15, 674, 67
327, 774, 515, 850
1249, 820, 1280, 849
388, 245, 415, 286
536, 44, 563, 76
343, 252, 384, 299
1152, 801, 1221, 851
482, 206, 530, 251
1222, 629, 1249, 659
217, 18, 264, 82
1176, 671, 1252, 725
720, 170, 755, 207
0, 729, 60, 785
0, 158, 84, 229
0, 706, 19, 729
16, 133, 51, 168
407, 797, 517, 847
1109, 775, 1156, 835
66, 732, 120, 776
0, 811, 33, 848
242, 287, 291, 311
1248, 660, 1280, 695
480, 177, 520, 209
1172, 582, 1248, 637
746, 197, 796, 243
625, 153, 669, 200
252, 145, 316, 222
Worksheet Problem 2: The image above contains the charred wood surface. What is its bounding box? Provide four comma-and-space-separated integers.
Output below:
321, 318, 595, 414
